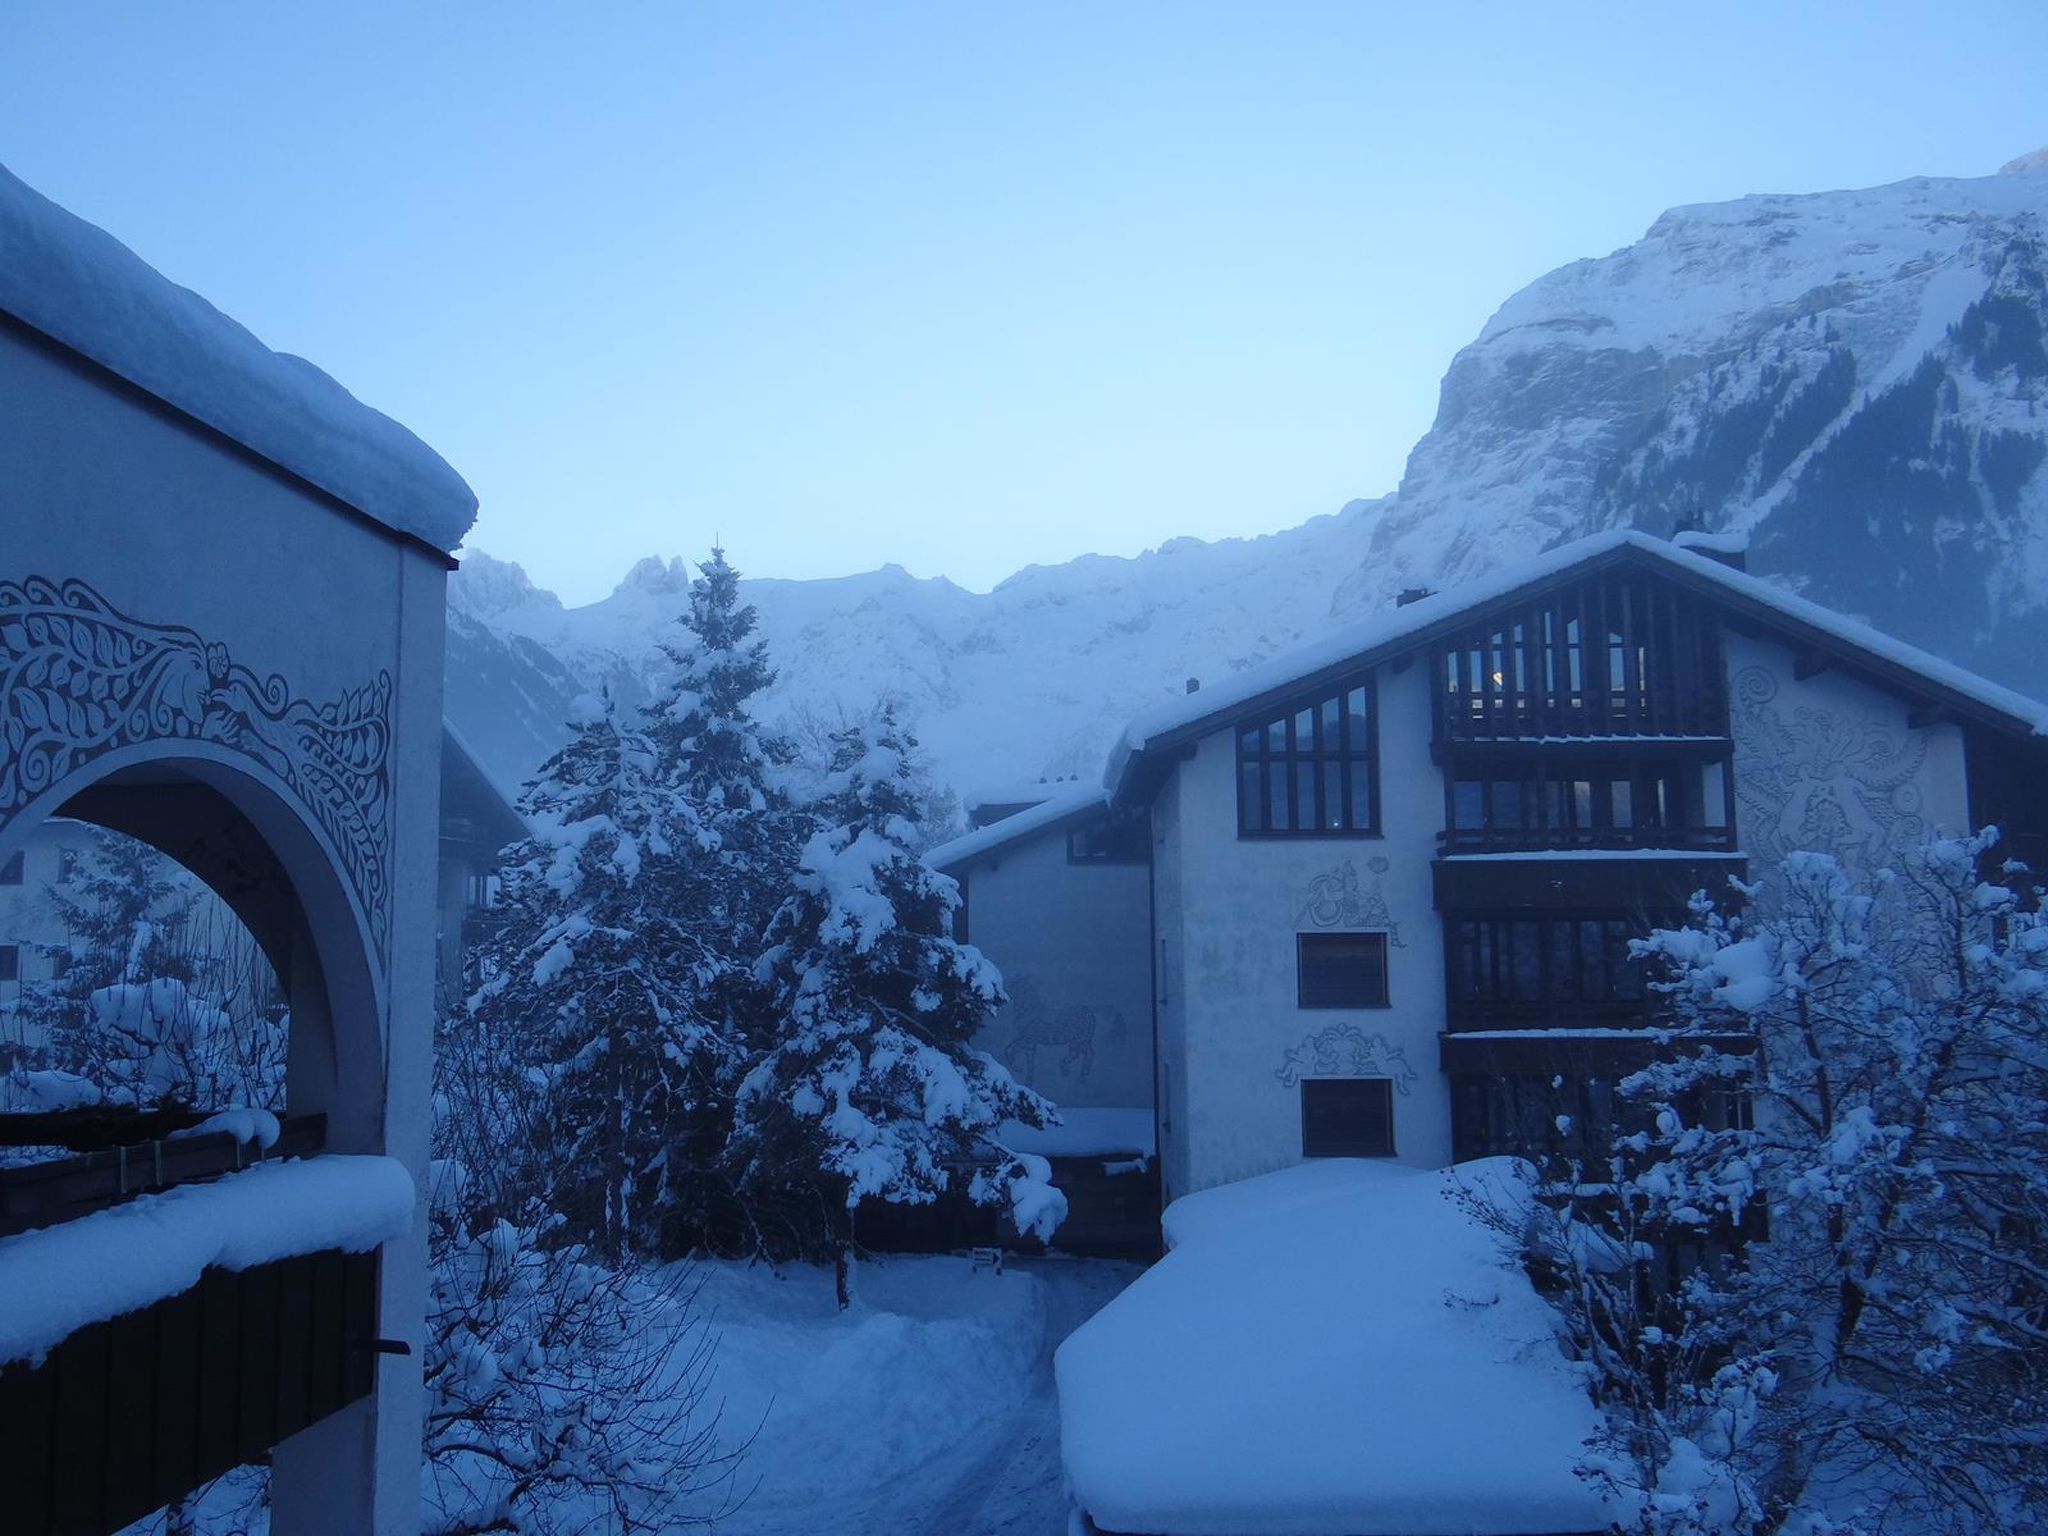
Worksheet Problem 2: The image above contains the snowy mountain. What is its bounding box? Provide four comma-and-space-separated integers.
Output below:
448, 158, 2048, 801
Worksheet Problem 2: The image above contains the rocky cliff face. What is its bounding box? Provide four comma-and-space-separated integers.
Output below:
449, 160, 2048, 801
1346, 164, 2048, 680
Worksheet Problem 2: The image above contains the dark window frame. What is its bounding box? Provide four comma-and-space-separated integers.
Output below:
1296, 931, 1392, 1009
1235, 674, 1380, 839
1446, 909, 1671, 1030
1441, 752, 1736, 853
0, 945, 16, 983
0, 850, 21, 885
1066, 810, 1151, 865
1301, 1076, 1396, 1158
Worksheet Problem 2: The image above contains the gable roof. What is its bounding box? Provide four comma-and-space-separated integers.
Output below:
1105, 529, 2048, 801
0, 163, 476, 556
925, 783, 1108, 873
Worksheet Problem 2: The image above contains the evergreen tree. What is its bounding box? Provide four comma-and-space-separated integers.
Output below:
639, 546, 809, 1247
463, 689, 727, 1260
729, 711, 1064, 1298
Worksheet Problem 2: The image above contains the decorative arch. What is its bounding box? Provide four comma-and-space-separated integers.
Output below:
0, 578, 395, 1154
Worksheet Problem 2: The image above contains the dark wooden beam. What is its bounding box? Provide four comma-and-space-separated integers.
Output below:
1907, 699, 1953, 730
1793, 649, 1830, 681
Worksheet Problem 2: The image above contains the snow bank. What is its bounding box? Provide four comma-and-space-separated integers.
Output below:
693, 1254, 1048, 1535
1058, 1159, 1609, 1536
0, 1154, 415, 1366
999, 1107, 1155, 1159
0, 162, 475, 553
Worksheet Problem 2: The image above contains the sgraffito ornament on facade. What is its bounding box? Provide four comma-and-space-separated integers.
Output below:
1274, 1024, 1419, 1094
1001, 974, 1129, 1086
1732, 665, 1930, 870
0, 575, 394, 961
1295, 855, 1405, 946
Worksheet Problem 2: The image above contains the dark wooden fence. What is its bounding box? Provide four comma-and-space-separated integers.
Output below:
0, 1246, 381, 1536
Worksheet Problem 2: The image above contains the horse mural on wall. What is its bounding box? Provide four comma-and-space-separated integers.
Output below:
1001, 974, 1129, 1086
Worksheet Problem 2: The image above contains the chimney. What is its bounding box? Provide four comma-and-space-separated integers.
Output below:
1672, 528, 1749, 573
1185, 677, 1201, 694
1396, 587, 1433, 607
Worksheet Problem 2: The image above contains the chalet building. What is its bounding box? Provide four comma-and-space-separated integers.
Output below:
0, 167, 475, 1533
930, 529, 2048, 1216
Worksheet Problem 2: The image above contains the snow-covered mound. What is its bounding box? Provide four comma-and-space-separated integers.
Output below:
448, 162, 2048, 803
0, 162, 476, 553
1056, 1159, 1608, 1536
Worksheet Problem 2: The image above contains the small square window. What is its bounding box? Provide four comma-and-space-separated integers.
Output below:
49, 950, 71, 981
1297, 933, 1390, 1009
1302, 1077, 1395, 1158
0, 945, 16, 982
0, 851, 20, 885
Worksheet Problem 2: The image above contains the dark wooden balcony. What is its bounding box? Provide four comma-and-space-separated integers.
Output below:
0, 1111, 388, 1536
1436, 824, 1737, 856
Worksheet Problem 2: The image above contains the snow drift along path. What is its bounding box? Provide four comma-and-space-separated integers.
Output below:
691, 1251, 1139, 1536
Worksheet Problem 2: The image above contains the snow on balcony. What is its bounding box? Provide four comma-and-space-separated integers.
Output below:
0, 1153, 413, 1367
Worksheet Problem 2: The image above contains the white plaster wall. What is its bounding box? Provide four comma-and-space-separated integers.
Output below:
956, 822, 1153, 1113
0, 324, 444, 1535
1165, 659, 1451, 1195
1152, 770, 1191, 1203
1725, 633, 1972, 875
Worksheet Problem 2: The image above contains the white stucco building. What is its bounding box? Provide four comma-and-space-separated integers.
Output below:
0, 164, 475, 1533
932, 530, 2048, 1218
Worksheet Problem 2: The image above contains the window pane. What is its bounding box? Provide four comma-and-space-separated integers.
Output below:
1509, 921, 1542, 1000
1240, 762, 1263, 832
1547, 921, 1576, 1001
1240, 726, 1262, 755
0, 850, 20, 885
1457, 922, 1488, 1000
1701, 764, 1728, 829
1609, 778, 1634, 829
1322, 760, 1344, 831
1299, 933, 1390, 1008
1348, 760, 1373, 830
1570, 780, 1594, 831
1269, 765, 1289, 830
1579, 920, 1606, 997
0, 945, 16, 982
1293, 707, 1315, 751
1608, 924, 1642, 1001
1301, 1078, 1395, 1157
1346, 686, 1370, 747
1452, 780, 1485, 830
1320, 695, 1340, 746
1489, 780, 1524, 830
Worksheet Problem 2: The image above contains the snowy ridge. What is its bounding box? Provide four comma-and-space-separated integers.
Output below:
448, 162, 2048, 802
0, 163, 476, 553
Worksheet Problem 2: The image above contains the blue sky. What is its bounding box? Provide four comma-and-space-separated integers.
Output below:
2, 3, 2042, 604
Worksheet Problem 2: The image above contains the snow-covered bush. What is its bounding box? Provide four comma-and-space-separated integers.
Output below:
729, 710, 1063, 1298
5, 829, 285, 1115
420, 1001, 739, 1536
1525, 831, 2048, 1535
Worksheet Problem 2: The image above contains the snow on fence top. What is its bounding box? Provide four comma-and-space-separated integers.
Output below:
1056, 1158, 1613, 1536
1103, 529, 2048, 797
0, 1154, 415, 1367
0, 162, 476, 554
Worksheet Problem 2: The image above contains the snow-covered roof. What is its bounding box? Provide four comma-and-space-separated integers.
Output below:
0, 162, 476, 555
1056, 1159, 1612, 1535
924, 783, 1108, 872
961, 781, 1073, 815
1106, 529, 2048, 798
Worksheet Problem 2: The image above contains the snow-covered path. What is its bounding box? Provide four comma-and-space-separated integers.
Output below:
924, 1256, 1142, 1536
699, 1251, 1141, 1536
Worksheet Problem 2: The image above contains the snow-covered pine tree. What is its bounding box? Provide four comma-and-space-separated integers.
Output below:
1538, 832, 2048, 1535
639, 546, 809, 1247
730, 710, 1064, 1300
462, 688, 726, 1261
